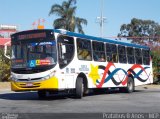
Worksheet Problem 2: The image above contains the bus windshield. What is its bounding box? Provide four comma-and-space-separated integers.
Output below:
11, 40, 57, 69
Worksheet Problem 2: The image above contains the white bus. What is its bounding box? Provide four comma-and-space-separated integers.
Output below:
10, 29, 153, 98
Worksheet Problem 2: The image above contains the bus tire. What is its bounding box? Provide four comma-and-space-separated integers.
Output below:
38, 90, 46, 99
76, 77, 84, 99
125, 77, 134, 93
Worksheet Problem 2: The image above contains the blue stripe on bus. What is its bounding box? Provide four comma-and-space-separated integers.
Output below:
53, 29, 150, 50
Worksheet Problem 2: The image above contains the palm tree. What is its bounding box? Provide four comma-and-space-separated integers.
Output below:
49, 0, 87, 34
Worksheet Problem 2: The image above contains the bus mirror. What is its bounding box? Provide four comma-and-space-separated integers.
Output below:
62, 44, 66, 54
4, 41, 11, 59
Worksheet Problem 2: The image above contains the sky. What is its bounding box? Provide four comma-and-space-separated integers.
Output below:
0, 0, 160, 38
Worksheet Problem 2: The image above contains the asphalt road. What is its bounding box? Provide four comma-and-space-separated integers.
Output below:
0, 85, 160, 119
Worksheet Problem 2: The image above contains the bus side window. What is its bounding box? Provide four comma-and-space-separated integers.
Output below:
92, 41, 106, 62
77, 38, 92, 61
118, 45, 127, 63
142, 49, 150, 65
135, 48, 142, 64
106, 43, 118, 63
57, 35, 75, 69
127, 47, 135, 64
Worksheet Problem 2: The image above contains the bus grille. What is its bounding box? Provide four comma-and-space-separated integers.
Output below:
17, 78, 42, 82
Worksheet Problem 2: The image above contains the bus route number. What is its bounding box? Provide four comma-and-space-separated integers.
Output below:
79, 65, 89, 71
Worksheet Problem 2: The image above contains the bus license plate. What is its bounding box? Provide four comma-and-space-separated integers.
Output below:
26, 83, 33, 87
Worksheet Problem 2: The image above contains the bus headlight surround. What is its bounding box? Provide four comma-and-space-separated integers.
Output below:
41, 75, 50, 80
10, 75, 17, 81
41, 71, 56, 81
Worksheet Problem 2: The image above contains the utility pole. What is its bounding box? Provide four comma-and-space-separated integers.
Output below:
96, 0, 106, 38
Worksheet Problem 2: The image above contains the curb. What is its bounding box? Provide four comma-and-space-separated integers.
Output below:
0, 82, 11, 91
137, 84, 160, 90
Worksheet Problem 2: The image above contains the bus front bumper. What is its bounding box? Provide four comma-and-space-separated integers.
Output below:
11, 76, 58, 91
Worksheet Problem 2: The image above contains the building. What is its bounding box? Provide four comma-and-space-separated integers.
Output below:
0, 24, 18, 48
0, 38, 11, 48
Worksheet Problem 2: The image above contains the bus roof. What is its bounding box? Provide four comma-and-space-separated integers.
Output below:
54, 29, 150, 50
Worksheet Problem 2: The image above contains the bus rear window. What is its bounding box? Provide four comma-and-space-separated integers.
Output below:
142, 49, 150, 65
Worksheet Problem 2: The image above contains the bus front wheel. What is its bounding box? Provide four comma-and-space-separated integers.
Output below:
75, 77, 84, 99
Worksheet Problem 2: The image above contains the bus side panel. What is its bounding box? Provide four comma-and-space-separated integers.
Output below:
86, 62, 153, 88
134, 65, 153, 86
74, 61, 94, 89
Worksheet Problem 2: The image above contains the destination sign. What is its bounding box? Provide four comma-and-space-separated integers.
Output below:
18, 32, 46, 40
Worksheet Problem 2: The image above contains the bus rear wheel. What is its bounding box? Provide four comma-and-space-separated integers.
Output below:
38, 90, 46, 99
125, 77, 134, 93
119, 77, 134, 93
75, 77, 84, 99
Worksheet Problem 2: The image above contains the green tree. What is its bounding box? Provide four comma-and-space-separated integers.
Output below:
118, 18, 160, 44
151, 50, 160, 83
49, 0, 87, 34
0, 48, 10, 82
